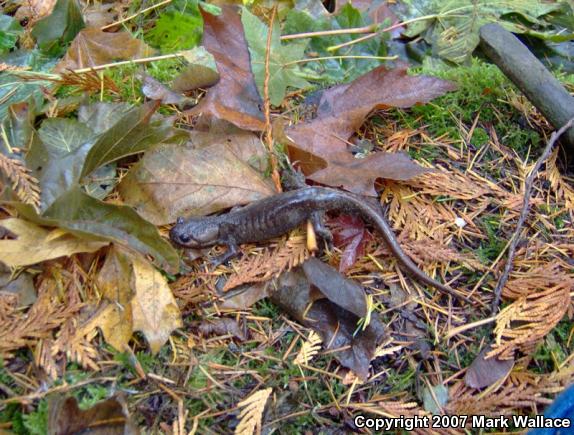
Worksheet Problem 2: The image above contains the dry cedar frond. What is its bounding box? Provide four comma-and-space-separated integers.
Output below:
58, 69, 120, 95
447, 364, 574, 416
487, 266, 573, 360
0, 154, 41, 210
407, 168, 492, 201
543, 147, 574, 211
0, 285, 82, 358
235, 388, 272, 435
0, 63, 30, 72
223, 233, 309, 291
52, 319, 100, 373
402, 238, 485, 271
294, 331, 322, 365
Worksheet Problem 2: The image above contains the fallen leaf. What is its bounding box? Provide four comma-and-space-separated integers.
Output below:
0, 218, 107, 267
284, 2, 389, 83
187, 5, 265, 131
172, 46, 219, 92
131, 254, 182, 354
196, 318, 247, 341
26, 117, 96, 211
48, 394, 137, 435
80, 101, 181, 179
15, 187, 179, 273
465, 345, 514, 389
140, 73, 186, 105
77, 102, 131, 134
242, 8, 309, 106
271, 260, 386, 380
395, 0, 563, 63
0, 270, 36, 307
284, 66, 455, 194
220, 282, 270, 310
119, 130, 275, 225
31, 0, 84, 52
94, 246, 182, 354
329, 215, 372, 272
421, 384, 449, 414
56, 27, 153, 71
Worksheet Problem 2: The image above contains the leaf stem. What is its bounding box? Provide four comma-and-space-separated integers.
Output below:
263, 6, 282, 192
283, 54, 397, 67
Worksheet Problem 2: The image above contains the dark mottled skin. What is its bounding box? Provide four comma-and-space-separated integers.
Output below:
170, 187, 469, 303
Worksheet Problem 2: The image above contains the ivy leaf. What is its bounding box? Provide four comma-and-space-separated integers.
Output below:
26, 118, 96, 211
0, 15, 22, 53
242, 8, 309, 106
283, 3, 389, 83
31, 0, 84, 55
395, 0, 565, 63
146, 10, 203, 53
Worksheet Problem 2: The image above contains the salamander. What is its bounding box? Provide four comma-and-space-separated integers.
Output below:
169, 187, 470, 303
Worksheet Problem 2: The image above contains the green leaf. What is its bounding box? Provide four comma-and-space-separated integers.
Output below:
0, 15, 22, 53
242, 8, 309, 106
283, 3, 387, 83
31, 0, 85, 54
15, 187, 179, 273
26, 118, 96, 211
77, 102, 132, 135
80, 102, 176, 179
145, 10, 203, 53
0, 74, 51, 121
396, 0, 565, 63
172, 46, 219, 92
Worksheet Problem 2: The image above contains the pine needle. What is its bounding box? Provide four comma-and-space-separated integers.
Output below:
235, 388, 272, 435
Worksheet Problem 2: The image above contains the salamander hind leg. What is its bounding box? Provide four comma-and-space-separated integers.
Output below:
310, 211, 333, 249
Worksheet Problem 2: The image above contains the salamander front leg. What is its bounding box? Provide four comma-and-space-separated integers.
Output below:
211, 237, 240, 266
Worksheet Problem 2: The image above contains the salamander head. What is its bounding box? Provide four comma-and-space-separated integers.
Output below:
170, 216, 220, 248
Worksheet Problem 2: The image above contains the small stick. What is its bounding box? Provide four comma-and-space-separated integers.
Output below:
101, 0, 173, 30
263, 6, 282, 192
490, 118, 574, 314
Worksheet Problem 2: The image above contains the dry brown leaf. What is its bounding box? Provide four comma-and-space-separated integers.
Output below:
15, 0, 57, 22
119, 131, 275, 225
0, 218, 108, 268
56, 27, 154, 71
235, 388, 272, 435
48, 395, 137, 435
283, 66, 455, 194
187, 6, 265, 131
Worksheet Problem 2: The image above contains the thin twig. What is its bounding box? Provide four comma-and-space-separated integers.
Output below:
71, 53, 186, 74
101, 0, 173, 30
263, 6, 282, 192
491, 118, 574, 314
283, 54, 397, 66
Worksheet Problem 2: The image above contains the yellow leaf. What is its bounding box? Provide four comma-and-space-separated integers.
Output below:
0, 218, 108, 268
130, 255, 182, 354
93, 246, 182, 354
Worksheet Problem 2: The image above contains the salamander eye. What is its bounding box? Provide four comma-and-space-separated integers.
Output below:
178, 233, 191, 243
176, 217, 184, 225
